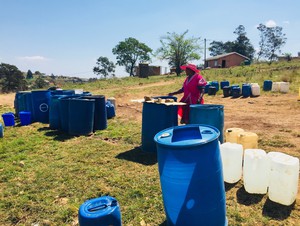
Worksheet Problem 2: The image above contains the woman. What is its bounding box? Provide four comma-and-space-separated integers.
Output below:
168, 63, 207, 124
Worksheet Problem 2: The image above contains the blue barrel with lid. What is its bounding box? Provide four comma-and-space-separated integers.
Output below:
31, 90, 51, 123
211, 81, 219, 91
231, 86, 241, 98
220, 81, 230, 89
189, 104, 224, 143
263, 80, 272, 91
223, 86, 231, 97
154, 124, 227, 226
78, 196, 122, 226
2, 112, 15, 126
208, 86, 217, 95
19, 111, 31, 126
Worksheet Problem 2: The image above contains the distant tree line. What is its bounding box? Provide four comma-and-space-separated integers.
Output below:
94, 23, 287, 77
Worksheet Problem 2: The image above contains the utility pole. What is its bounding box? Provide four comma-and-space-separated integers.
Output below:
204, 38, 206, 68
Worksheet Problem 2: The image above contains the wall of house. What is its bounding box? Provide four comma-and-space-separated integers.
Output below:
207, 54, 247, 68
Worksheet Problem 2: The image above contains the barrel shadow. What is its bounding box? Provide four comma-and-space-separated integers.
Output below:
115, 146, 157, 166
224, 182, 238, 192
38, 126, 76, 141
159, 220, 167, 226
236, 186, 264, 206
262, 198, 295, 220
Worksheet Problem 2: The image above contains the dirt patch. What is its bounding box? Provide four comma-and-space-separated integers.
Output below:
0, 93, 15, 108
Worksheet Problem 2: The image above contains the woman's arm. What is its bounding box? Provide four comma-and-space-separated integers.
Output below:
168, 87, 184, 96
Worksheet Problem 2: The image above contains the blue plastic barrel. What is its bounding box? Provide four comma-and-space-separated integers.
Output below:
78, 196, 122, 226
49, 95, 67, 130
263, 80, 273, 91
58, 96, 78, 133
106, 101, 116, 119
31, 90, 51, 123
220, 81, 230, 89
204, 82, 211, 94
223, 86, 231, 97
231, 86, 241, 98
15, 91, 31, 117
189, 104, 224, 143
154, 124, 227, 226
141, 99, 178, 152
19, 111, 31, 126
208, 86, 217, 95
242, 84, 251, 98
82, 95, 107, 131
68, 99, 95, 136
2, 112, 15, 126
0, 123, 3, 138
211, 81, 219, 91
230, 85, 239, 96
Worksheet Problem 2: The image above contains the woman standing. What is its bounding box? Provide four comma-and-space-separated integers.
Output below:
168, 63, 207, 124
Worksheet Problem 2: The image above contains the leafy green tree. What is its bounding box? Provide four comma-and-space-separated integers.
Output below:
93, 56, 116, 78
257, 23, 287, 63
156, 30, 201, 75
0, 63, 27, 92
26, 70, 33, 79
112, 37, 152, 76
209, 25, 255, 60
34, 76, 48, 89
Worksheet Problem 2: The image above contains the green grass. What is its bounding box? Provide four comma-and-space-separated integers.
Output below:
1, 61, 300, 225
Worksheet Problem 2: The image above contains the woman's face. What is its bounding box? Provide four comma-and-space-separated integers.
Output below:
186, 68, 194, 76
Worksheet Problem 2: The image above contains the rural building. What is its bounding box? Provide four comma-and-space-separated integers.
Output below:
135, 63, 161, 78
205, 52, 250, 68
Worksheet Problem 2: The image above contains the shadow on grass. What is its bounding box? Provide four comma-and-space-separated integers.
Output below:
236, 186, 264, 206
38, 126, 76, 141
262, 198, 295, 220
224, 182, 238, 192
116, 146, 157, 166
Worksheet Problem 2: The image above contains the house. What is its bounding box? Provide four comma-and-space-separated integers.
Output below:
205, 52, 250, 68
135, 63, 162, 77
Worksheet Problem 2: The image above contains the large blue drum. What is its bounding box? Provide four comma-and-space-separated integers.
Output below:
189, 104, 224, 143
154, 125, 227, 226
31, 90, 51, 123
141, 97, 178, 152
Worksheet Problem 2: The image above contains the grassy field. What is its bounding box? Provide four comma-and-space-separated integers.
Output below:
0, 61, 300, 225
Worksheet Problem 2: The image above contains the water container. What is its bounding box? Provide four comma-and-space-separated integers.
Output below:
19, 111, 31, 126
223, 86, 231, 97
204, 82, 211, 94
211, 81, 219, 91
107, 97, 116, 110
2, 112, 15, 126
189, 104, 224, 143
220, 142, 243, 183
251, 83, 260, 97
263, 80, 272, 91
141, 100, 178, 152
68, 99, 95, 136
106, 101, 116, 119
237, 132, 258, 150
231, 86, 241, 98
208, 86, 217, 95
225, 128, 244, 143
78, 196, 122, 226
31, 90, 51, 123
220, 81, 230, 89
272, 82, 280, 92
82, 95, 107, 131
154, 124, 227, 226
242, 84, 251, 98
15, 91, 31, 117
0, 123, 3, 138
243, 149, 269, 194
49, 95, 67, 130
279, 82, 289, 93
59, 96, 79, 133
267, 152, 299, 206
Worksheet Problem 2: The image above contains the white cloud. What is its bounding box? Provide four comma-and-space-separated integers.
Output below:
18, 56, 49, 61
265, 20, 277, 28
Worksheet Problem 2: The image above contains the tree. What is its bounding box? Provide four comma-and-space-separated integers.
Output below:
112, 37, 152, 76
156, 30, 201, 76
257, 23, 286, 63
26, 70, 33, 79
0, 63, 27, 92
209, 25, 255, 60
93, 56, 116, 78
34, 76, 48, 89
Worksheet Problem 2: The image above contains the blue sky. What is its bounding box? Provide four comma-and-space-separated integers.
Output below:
1, 0, 299, 78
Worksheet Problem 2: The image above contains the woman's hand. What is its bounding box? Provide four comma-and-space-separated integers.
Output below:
168, 92, 174, 96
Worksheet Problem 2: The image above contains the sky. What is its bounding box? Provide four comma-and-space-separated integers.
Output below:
1, 0, 300, 78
